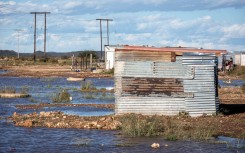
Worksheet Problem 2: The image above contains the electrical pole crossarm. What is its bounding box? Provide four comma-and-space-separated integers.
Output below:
30, 12, 51, 62
30, 12, 50, 14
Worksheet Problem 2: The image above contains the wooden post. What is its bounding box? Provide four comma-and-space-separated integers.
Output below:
85, 55, 87, 70
90, 54, 92, 69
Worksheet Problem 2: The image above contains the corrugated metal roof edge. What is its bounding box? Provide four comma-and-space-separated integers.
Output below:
115, 45, 227, 55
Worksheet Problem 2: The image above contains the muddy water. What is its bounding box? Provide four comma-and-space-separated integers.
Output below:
0, 70, 8, 74
219, 79, 244, 87
0, 77, 244, 152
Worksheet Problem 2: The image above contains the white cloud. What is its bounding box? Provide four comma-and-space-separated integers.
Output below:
143, 0, 167, 5
137, 23, 147, 30
0, 1, 16, 5
63, 1, 82, 9
49, 34, 60, 41
222, 24, 245, 38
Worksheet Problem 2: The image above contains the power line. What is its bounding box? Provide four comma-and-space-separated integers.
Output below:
96, 18, 113, 60
15, 29, 24, 58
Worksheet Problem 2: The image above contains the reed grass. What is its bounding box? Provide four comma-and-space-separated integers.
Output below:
118, 114, 215, 140
52, 90, 71, 103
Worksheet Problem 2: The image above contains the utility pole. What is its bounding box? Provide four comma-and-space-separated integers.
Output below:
15, 29, 23, 59
30, 12, 50, 62
96, 19, 113, 60
98, 19, 102, 60
44, 12, 50, 59
106, 19, 112, 45
31, 12, 37, 62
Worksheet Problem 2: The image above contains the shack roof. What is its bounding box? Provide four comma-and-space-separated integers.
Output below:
115, 45, 227, 56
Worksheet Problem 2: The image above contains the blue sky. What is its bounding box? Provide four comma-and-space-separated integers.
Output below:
0, 0, 245, 53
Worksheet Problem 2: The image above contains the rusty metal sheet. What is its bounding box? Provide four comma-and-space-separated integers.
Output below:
115, 51, 175, 62
121, 77, 186, 97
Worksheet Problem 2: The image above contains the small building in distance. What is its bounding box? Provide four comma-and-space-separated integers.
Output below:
114, 46, 226, 117
105, 45, 123, 70
235, 52, 245, 66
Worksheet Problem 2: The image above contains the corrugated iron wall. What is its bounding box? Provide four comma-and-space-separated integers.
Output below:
115, 51, 219, 117
182, 54, 218, 116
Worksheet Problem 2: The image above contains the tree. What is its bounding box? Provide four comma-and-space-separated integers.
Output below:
78, 50, 98, 59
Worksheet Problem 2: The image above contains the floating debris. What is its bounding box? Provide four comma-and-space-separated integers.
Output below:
151, 143, 160, 149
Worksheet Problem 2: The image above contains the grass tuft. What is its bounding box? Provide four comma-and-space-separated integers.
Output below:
20, 85, 29, 94
52, 90, 71, 103
118, 114, 216, 140
0, 86, 16, 93
81, 80, 95, 91
119, 114, 164, 137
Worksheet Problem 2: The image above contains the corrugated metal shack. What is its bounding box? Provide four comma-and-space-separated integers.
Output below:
114, 46, 227, 117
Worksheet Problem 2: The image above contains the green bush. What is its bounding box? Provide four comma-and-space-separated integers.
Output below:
52, 90, 71, 103
81, 80, 95, 91
103, 68, 114, 75
47, 58, 58, 64
227, 66, 245, 79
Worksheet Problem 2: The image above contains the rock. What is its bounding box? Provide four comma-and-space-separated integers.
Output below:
23, 119, 33, 127
97, 122, 106, 129
88, 121, 98, 128
44, 112, 51, 117
105, 117, 113, 122
32, 112, 38, 117
96, 124, 103, 129
151, 143, 160, 149
110, 121, 122, 129
40, 111, 45, 116
40, 111, 51, 117
99, 117, 106, 122
45, 122, 52, 128
63, 115, 67, 119
13, 112, 17, 117
84, 124, 90, 129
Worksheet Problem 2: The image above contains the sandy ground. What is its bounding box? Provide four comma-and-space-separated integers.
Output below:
1, 65, 112, 78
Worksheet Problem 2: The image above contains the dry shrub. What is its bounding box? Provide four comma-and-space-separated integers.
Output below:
52, 90, 71, 103
118, 114, 215, 141
119, 114, 164, 137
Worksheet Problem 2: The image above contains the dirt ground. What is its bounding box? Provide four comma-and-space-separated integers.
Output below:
1, 64, 112, 78
219, 87, 245, 104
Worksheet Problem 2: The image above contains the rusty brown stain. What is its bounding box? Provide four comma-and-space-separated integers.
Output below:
116, 51, 175, 62
121, 77, 185, 97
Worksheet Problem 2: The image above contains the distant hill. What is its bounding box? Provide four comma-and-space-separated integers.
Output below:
0, 50, 18, 57
0, 50, 101, 58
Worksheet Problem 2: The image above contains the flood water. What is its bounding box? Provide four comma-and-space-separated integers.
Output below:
0, 77, 244, 152
219, 79, 244, 87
